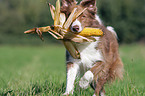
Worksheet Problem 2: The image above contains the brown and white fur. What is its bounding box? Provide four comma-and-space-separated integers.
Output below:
61, 0, 124, 95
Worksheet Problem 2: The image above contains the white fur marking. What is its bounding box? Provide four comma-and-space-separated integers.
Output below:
79, 71, 94, 89
107, 26, 118, 38
77, 37, 103, 68
95, 15, 103, 25
71, 19, 83, 32
100, 92, 106, 96
68, 37, 103, 70
93, 94, 96, 96
64, 64, 79, 95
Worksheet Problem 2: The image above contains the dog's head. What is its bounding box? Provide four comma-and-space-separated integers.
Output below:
61, 0, 101, 33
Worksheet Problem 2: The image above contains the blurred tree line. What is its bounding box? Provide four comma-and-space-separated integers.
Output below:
0, 0, 144, 45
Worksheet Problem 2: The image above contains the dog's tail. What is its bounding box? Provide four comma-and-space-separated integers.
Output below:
107, 26, 118, 39
109, 57, 124, 81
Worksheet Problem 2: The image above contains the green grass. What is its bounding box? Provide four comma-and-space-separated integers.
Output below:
0, 44, 144, 96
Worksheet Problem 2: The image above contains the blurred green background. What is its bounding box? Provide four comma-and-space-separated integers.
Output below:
0, 0, 145, 45
0, 0, 145, 95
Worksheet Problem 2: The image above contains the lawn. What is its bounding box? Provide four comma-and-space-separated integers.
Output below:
0, 44, 144, 96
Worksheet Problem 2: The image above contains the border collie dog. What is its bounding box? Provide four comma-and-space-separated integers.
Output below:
61, 0, 124, 95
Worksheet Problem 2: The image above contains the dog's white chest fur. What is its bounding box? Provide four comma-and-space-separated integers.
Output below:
68, 37, 103, 69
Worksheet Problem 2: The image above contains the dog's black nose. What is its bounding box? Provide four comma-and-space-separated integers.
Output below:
72, 25, 80, 32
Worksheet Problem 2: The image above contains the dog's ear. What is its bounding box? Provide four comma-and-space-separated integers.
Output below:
80, 0, 97, 14
61, 0, 77, 14
80, 0, 96, 7
61, 0, 77, 7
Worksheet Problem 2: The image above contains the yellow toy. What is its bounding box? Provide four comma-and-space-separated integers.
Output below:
77, 28, 103, 37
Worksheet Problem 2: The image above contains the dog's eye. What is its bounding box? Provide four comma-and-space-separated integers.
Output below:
81, 15, 86, 18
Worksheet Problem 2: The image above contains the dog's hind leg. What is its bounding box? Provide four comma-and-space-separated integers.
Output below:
93, 77, 107, 96
90, 80, 105, 96
89, 62, 107, 96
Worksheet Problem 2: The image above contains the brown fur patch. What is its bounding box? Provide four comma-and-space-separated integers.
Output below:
66, 62, 74, 71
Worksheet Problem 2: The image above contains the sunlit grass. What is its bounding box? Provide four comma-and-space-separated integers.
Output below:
0, 44, 144, 95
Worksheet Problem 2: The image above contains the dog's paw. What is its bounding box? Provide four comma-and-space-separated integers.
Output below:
79, 71, 94, 89
92, 92, 105, 96
63, 92, 69, 96
79, 76, 90, 89
63, 90, 73, 96
92, 94, 96, 96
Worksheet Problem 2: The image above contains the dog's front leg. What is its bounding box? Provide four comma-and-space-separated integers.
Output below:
63, 62, 79, 95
